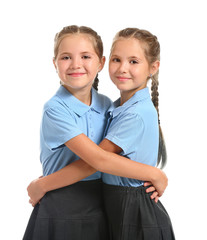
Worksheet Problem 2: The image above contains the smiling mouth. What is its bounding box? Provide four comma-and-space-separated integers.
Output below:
117, 76, 131, 82
68, 73, 85, 77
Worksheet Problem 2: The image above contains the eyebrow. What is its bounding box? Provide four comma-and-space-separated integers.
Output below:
130, 56, 141, 59
111, 54, 142, 61
59, 51, 95, 56
110, 54, 119, 57
81, 51, 94, 55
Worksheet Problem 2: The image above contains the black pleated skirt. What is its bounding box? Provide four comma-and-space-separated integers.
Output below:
23, 179, 109, 240
103, 183, 175, 240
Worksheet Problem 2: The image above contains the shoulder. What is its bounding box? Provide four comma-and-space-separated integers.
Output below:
41, 94, 73, 124
43, 94, 64, 109
124, 88, 157, 119
42, 86, 73, 112
113, 97, 157, 126
93, 89, 113, 112
136, 98, 157, 118
42, 95, 67, 114
114, 111, 144, 129
127, 98, 158, 128
42, 86, 69, 112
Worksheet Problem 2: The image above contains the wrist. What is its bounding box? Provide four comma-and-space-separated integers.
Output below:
37, 177, 48, 194
150, 167, 160, 184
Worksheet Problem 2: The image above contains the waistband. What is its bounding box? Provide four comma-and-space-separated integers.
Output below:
103, 183, 148, 194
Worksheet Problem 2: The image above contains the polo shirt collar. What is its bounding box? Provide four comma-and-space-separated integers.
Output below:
109, 87, 150, 118
56, 86, 101, 116
90, 88, 103, 114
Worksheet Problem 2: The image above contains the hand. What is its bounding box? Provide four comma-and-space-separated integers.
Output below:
27, 176, 45, 207
29, 198, 39, 207
144, 181, 159, 203
150, 168, 168, 197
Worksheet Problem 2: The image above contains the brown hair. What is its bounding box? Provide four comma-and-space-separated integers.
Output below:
112, 28, 167, 168
54, 25, 103, 91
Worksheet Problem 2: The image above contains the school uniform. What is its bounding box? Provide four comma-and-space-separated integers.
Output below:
102, 87, 175, 240
23, 86, 112, 240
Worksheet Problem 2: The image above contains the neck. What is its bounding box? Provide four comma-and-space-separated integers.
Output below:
120, 86, 146, 105
120, 91, 135, 105
63, 85, 92, 106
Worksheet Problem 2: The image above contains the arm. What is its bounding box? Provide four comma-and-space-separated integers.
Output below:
27, 159, 96, 206
28, 134, 166, 206
65, 135, 167, 193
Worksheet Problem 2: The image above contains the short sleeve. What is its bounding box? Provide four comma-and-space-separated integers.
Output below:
41, 106, 82, 150
105, 113, 144, 154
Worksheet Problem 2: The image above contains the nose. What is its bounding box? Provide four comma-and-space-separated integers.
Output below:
118, 62, 128, 73
70, 57, 81, 69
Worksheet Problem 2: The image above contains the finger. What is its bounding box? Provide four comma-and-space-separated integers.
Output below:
150, 191, 158, 200
144, 182, 152, 187
30, 200, 38, 207
146, 186, 156, 193
155, 196, 159, 203
158, 190, 164, 197
29, 199, 34, 206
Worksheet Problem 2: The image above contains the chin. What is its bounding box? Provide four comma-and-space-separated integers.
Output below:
117, 85, 130, 91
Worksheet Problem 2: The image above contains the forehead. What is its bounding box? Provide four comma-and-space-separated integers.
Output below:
112, 38, 145, 58
58, 33, 96, 53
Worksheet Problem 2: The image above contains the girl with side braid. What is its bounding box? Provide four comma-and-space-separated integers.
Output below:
102, 27, 175, 239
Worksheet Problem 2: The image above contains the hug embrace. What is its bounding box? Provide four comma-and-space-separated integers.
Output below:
23, 25, 175, 240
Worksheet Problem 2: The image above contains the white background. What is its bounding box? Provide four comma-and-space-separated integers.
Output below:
0, 0, 206, 239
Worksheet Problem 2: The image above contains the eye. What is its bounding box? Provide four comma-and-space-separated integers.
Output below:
130, 60, 138, 64
62, 56, 71, 60
82, 55, 91, 59
111, 58, 120, 62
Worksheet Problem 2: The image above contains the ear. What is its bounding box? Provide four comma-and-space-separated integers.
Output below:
53, 58, 57, 70
98, 56, 106, 72
150, 60, 160, 75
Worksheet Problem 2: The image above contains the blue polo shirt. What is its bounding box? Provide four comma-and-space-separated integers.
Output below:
102, 87, 159, 187
40, 85, 112, 180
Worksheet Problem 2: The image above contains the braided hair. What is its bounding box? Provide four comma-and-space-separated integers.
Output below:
112, 28, 167, 168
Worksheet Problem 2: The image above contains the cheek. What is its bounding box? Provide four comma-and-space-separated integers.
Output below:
87, 61, 100, 73
56, 62, 66, 72
132, 67, 145, 77
109, 69, 115, 81
109, 64, 116, 76
129, 68, 138, 77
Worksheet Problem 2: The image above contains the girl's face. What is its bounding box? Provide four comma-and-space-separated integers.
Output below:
109, 38, 159, 99
54, 34, 105, 94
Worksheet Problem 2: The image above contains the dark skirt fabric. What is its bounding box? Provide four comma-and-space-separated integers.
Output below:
103, 183, 175, 240
23, 179, 109, 240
